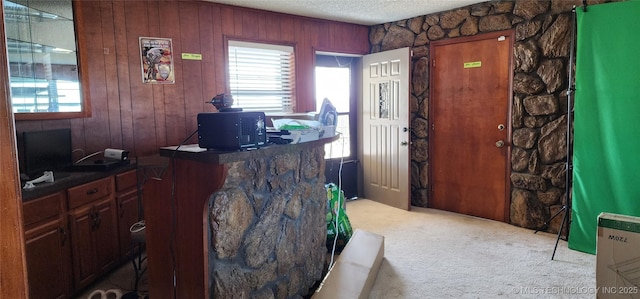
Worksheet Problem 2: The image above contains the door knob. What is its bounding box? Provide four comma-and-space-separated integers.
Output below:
495, 140, 505, 148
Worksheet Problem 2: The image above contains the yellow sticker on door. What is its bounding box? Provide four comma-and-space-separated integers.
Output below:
464, 61, 482, 68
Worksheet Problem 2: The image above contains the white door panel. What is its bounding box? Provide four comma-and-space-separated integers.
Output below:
360, 47, 410, 210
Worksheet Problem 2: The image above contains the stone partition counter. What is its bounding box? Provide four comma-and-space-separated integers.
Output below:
144, 137, 336, 299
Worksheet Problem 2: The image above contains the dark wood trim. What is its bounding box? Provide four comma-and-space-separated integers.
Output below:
504, 31, 515, 223
0, 3, 30, 298
13, 111, 88, 121
429, 29, 514, 47
13, 0, 92, 121
312, 48, 363, 162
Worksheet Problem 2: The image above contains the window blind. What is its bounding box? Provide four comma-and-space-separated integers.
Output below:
228, 41, 295, 113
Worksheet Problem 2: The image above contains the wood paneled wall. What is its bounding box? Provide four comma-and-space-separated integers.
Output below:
14, 0, 369, 158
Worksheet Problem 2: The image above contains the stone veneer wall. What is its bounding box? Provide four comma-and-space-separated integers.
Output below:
207, 147, 327, 298
369, 0, 618, 232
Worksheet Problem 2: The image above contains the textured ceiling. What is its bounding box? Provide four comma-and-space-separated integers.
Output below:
205, 0, 487, 25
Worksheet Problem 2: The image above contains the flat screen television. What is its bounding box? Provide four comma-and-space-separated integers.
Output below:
19, 128, 73, 179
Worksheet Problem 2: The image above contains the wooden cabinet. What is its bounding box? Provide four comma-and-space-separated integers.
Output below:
23, 192, 72, 299
68, 178, 119, 291
22, 169, 138, 298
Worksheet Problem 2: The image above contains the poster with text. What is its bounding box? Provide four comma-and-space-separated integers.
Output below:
140, 37, 174, 84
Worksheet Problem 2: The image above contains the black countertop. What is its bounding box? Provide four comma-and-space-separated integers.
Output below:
158, 136, 340, 164
21, 163, 137, 201
22, 137, 337, 201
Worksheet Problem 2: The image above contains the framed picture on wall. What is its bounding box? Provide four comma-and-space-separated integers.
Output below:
139, 37, 174, 84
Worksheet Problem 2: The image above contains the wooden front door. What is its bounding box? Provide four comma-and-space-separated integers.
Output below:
429, 30, 513, 222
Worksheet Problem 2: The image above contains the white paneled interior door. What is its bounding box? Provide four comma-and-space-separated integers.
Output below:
360, 47, 410, 210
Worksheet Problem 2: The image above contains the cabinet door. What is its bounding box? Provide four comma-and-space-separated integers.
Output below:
25, 219, 72, 299
68, 204, 98, 289
117, 188, 140, 259
69, 196, 119, 290
94, 197, 119, 274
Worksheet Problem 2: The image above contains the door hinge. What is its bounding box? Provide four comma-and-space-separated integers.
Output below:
432, 59, 435, 68
431, 123, 435, 131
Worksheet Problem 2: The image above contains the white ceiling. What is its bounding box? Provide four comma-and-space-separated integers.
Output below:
205, 0, 488, 26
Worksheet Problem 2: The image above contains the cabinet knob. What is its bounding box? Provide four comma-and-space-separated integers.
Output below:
92, 212, 101, 229
59, 227, 67, 246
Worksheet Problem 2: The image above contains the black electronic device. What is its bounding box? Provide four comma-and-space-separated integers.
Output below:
207, 93, 242, 112
197, 111, 266, 150
19, 128, 73, 179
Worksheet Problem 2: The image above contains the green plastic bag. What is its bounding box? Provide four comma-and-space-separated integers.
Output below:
325, 183, 353, 250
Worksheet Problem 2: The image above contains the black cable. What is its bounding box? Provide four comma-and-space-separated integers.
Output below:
534, 9, 577, 261
168, 128, 199, 298
334, 56, 353, 68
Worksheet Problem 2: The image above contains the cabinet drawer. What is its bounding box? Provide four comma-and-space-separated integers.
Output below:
68, 177, 113, 209
116, 169, 137, 192
23, 192, 64, 227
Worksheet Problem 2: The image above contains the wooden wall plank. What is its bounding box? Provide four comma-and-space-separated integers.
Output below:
233, 7, 243, 36
81, 0, 111, 154
126, 1, 157, 156
265, 13, 281, 41
211, 6, 226, 96
159, 0, 187, 146
295, 18, 313, 113
314, 21, 330, 50
280, 17, 295, 42
146, 0, 167, 149
220, 6, 235, 37
100, 0, 124, 150
241, 10, 258, 39
257, 13, 267, 40
198, 3, 219, 114
179, 2, 204, 141
112, 0, 135, 154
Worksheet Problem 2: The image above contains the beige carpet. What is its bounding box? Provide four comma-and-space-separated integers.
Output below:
344, 199, 596, 299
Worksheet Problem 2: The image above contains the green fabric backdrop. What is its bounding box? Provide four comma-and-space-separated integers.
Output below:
570, 1, 640, 254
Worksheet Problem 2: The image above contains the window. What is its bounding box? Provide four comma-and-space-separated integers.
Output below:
227, 40, 295, 112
